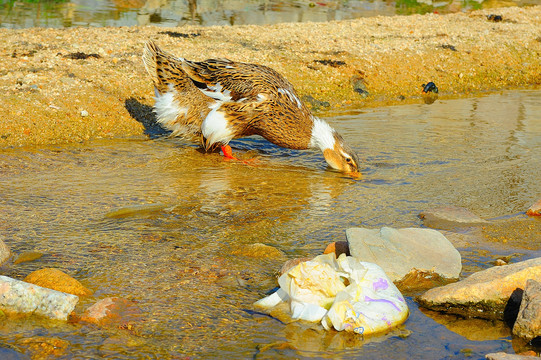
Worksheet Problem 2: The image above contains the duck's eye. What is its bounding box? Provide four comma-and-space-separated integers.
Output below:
345, 157, 352, 163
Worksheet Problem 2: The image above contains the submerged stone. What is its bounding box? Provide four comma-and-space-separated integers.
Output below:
231, 243, 285, 259
419, 205, 488, 229
105, 203, 168, 218
418, 257, 541, 320
80, 297, 143, 329
24, 268, 93, 296
346, 227, 462, 282
13, 251, 43, 265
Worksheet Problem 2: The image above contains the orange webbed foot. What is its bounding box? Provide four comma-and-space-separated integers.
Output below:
220, 145, 258, 165
221, 145, 238, 160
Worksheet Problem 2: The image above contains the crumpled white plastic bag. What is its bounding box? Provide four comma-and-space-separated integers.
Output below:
255, 253, 409, 334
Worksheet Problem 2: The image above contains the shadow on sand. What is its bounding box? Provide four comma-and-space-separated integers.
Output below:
124, 97, 170, 138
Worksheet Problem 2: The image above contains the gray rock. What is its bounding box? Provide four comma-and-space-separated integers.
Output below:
418, 257, 541, 320
485, 352, 539, 360
0, 237, 10, 266
419, 205, 488, 229
513, 279, 541, 341
0, 275, 79, 320
346, 227, 462, 282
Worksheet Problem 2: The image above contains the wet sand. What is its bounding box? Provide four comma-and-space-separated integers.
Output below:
1, 5, 540, 147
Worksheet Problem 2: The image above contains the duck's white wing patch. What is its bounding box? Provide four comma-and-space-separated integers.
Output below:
200, 82, 232, 102
153, 85, 190, 136
201, 103, 234, 148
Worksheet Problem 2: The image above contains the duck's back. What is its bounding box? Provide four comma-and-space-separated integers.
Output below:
182, 58, 315, 149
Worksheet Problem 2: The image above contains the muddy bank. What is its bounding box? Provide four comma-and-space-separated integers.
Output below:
1, 6, 540, 147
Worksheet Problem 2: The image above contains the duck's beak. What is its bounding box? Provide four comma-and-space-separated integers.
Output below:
346, 171, 362, 179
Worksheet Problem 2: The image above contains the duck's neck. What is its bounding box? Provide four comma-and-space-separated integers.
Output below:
309, 117, 336, 152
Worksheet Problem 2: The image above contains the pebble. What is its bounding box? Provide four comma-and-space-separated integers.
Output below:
80, 110, 89, 117
24, 268, 93, 296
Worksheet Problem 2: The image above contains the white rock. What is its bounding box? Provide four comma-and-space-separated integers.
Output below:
0, 276, 79, 320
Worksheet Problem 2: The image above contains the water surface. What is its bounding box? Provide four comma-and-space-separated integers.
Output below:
1, 0, 540, 28
0, 89, 540, 358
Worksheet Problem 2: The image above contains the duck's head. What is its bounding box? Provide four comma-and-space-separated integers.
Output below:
310, 117, 361, 177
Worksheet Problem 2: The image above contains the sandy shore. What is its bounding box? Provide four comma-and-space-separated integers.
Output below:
1, 6, 540, 147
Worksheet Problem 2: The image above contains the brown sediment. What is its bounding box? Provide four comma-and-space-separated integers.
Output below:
1, 6, 540, 148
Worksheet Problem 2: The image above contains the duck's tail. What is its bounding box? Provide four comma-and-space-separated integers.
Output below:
142, 40, 191, 94
142, 40, 216, 142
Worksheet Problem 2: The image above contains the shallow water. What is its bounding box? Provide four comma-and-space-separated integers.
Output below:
0, 89, 540, 359
1, 0, 540, 29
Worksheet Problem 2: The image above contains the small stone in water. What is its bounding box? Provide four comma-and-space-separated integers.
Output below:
494, 259, 507, 266
231, 243, 285, 259
80, 297, 143, 329
105, 203, 168, 218
13, 251, 43, 265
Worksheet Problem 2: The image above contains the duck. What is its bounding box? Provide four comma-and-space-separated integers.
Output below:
142, 40, 360, 175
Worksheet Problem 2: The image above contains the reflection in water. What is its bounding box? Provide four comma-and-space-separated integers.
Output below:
1, 0, 539, 28
0, 90, 540, 358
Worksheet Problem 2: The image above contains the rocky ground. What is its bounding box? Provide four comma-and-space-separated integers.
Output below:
0, 6, 540, 148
